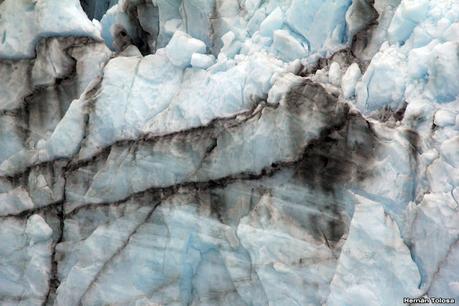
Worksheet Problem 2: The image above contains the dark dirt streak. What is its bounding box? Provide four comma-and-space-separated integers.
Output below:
427, 237, 459, 291
0, 37, 104, 179
349, 0, 379, 69
71, 71, 105, 163
7, 166, 32, 189
0, 79, 381, 279
0, 5, 409, 302
0, 200, 63, 220
62, 129, 363, 216
0, 77, 380, 304
405, 128, 420, 203
296, 0, 378, 77
76, 200, 163, 306
283, 80, 380, 244
64, 165, 290, 216
0, 37, 102, 114
1, 80, 379, 285
66, 101, 276, 172
65, 86, 379, 232
0, 59, 108, 181
0, 101, 274, 180
3, 160, 64, 182
0, 170, 68, 303
4, 81, 380, 241
41, 175, 67, 306
41, 201, 64, 306
0, 35, 104, 62
298, 48, 358, 77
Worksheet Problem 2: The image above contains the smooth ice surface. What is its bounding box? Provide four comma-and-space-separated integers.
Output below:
327, 196, 421, 306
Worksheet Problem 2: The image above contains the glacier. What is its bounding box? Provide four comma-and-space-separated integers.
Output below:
0, 0, 458, 305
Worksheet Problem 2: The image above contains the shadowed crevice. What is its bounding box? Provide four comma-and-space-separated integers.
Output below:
80, 0, 118, 21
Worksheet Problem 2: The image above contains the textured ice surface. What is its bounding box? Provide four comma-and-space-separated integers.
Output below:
327, 196, 421, 306
0, 215, 54, 305
0, 0, 458, 305
0, 0, 101, 60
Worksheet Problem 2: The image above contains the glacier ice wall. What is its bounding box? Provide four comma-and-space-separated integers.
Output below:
0, 0, 458, 305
